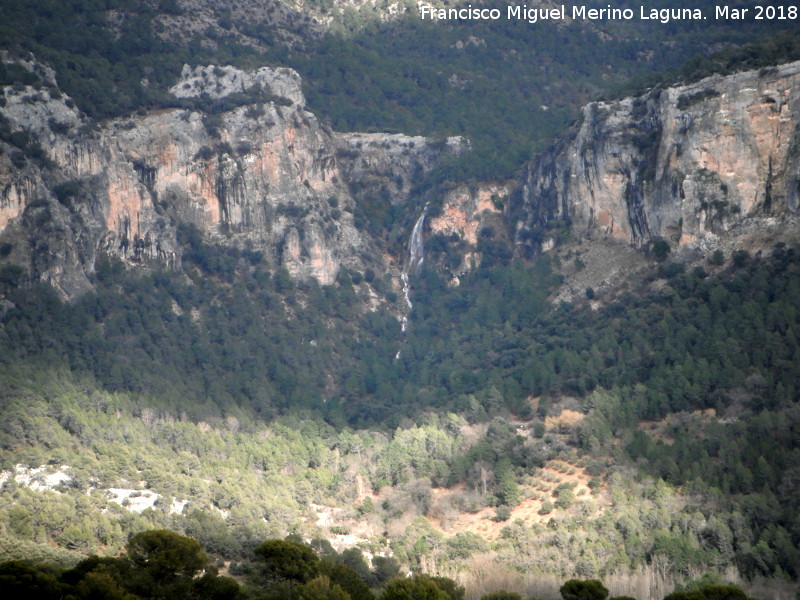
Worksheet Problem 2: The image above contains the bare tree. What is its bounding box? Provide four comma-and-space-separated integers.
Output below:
226, 415, 240, 433
141, 407, 157, 428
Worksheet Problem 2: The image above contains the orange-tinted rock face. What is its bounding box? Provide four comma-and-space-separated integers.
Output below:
5, 59, 800, 299
283, 223, 337, 286
106, 171, 145, 240
428, 183, 510, 271
0, 175, 35, 230
432, 202, 480, 244
0, 64, 386, 296
430, 184, 507, 245
0, 62, 471, 297
105, 104, 365, 284
516, 61, 800, 253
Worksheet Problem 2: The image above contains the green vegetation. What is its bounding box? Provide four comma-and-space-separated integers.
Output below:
0, 530, 236, 599
0, 532, 763, 600
624, 29, 800, 96
0, 235, 406, 422
2, 1, 800, 182
0, 241, 798, 585
560, 579, 609, 600
3, 1, 800, 593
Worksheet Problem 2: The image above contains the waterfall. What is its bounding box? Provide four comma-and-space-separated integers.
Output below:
401, 204, 428, 326
397, 204, 428, 350
405, 204, 428, 277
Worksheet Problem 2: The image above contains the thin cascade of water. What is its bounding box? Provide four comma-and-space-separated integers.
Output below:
396, 203, 429, 357
400, 275, 411, 333
405, 204, 428, 276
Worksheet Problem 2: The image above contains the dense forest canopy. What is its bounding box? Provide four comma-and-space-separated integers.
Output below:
0, 528, 764, 600
1, 233, 799, 585
1, 0, 800, 596
2, 0, 800, 180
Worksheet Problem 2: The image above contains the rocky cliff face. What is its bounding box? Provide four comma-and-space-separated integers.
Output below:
0, 61, 459, 297
514, 60, 800, 255
427, 182, 510, 276
334, 132, 467, 209
4, 57, 800, 299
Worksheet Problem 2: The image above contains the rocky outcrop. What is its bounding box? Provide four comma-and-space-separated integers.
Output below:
431, 183, 508, 245
514, 60, 800, 255
335, 132, 467, 208
0, 62, 462, 297
151, 0, 325, 52
428, 182, 510, 274
170, 64, 305, 106
5, 56, 800, 299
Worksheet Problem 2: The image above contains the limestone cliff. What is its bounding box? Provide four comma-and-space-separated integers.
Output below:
5, 57, 800, 299
427, 182, 511, 276
334, 132, 467, 209
514, 60, 800, 256
0, 61, 459, 297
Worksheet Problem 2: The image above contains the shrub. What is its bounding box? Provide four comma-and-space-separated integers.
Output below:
10, 151, 26, 169
481, 592, 523, 600
709, 249, 725, 265
732, 250, 750, 268
244, 104, 265, 119
560, 579, 609, 600
652, 238, 671, 262
493, 505, 512, 521
53, 180, 82, 205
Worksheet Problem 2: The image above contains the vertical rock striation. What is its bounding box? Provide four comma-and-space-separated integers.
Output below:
0, 62, 462, 297
514, 61, 800, 255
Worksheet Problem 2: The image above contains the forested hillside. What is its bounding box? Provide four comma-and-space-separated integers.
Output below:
1, 230, 799, 592
0, 528, 769, 600
2, 0, 799, 180
2, 0, 800, 597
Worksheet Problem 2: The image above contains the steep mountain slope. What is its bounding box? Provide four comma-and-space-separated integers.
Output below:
1, 8, 800, 596
1, 220, 798, 594
0, 61, 461, 298
4, 0, 797, 187
7, 55, 797, 300
514, 61, 800, 255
